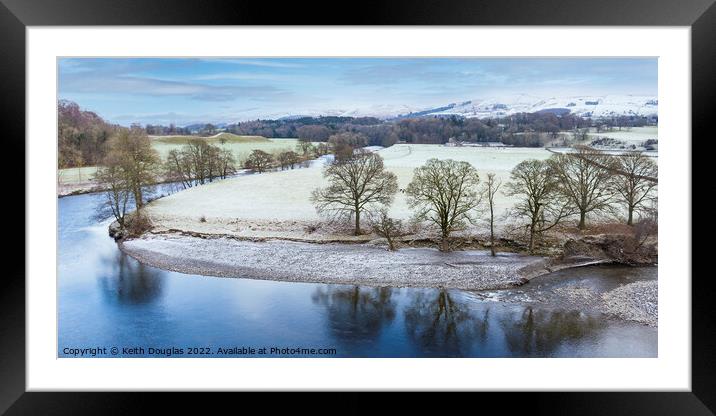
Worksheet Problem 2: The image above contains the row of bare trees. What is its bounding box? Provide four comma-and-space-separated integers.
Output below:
245, 133, 364, 174
95, 132, 306, 232
244, 149, 316, 173
93, 125, 656, 254
97, 133, 320, 231
310, 151, 493, 252
311, 146, 657, 253
508, 147, 657, 251
165, 139, 237, 189
296, 135, 350, 160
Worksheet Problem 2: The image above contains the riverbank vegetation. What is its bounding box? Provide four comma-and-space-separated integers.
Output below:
113, 141, 657, 263
305, 146, 658, 258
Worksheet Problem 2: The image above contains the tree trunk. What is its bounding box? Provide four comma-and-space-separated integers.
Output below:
489, 205, 495, 256
627, 207, 634, 226
528, 229, 535, 254
578, 211, 586, 229
354, 209, 361, 236
439, 232, 450, 252
386, 235, 395, 251
133, 187, 143, 210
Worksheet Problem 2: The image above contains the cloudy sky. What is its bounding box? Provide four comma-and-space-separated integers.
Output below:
58, 57, 657, 126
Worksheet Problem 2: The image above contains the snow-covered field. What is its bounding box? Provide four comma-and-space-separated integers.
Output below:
144, 144, 552, 240
56, 138, 301, 192
150, 137, 300, 162
58, 166, 101, 195
58, 166, 99, 186
585, 126, 658, 145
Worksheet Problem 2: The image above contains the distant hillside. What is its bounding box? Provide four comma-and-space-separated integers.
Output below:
183, 122, 228, 132
396, 94, 658, 120
58, 100, 120, 168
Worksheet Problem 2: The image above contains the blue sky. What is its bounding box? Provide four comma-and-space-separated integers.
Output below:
58, 57, 657, 126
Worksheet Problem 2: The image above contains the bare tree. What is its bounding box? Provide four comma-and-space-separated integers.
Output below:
481, 173, 502, 256
632, 209, 658, 250
296, 137, 314, 156
217, 148, 237, 179
572, 128, 589, 142
244, 149, 274, 173
405, 158, 481, 252
164, 141, 236, 187
204, 144, 221, 182
311, 150, 398, 235
185, 139, 211, 184
610, 152, 658, 225
549, 147, 614, 229
94, 162, 131, 227
504, 159, 575, 253
165, 149, 194, 189
277, 150, 300, 170
328, 132, 368, 162
370, 208, 403, 251
314, 143, 330, 157
105, 127, 161, 210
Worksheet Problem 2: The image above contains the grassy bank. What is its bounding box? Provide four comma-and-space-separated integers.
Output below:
58, 134, 301, 194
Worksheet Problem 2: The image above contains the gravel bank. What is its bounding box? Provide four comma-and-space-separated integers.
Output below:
120, 233, 545, 290
601, 280, 658, 326
483, 267, 658, 327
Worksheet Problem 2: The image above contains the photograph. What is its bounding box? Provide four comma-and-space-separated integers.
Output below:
57, 57, 659, 358
1, 0, 710, 406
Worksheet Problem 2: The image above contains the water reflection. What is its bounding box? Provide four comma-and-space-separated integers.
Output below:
312, 286, 396, 349
98, 250, 165, 305
59, 189, 657, 358
404, 289, 490, 356
500, 307, 604, 357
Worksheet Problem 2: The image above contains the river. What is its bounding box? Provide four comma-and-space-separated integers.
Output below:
58, 190, 657, 358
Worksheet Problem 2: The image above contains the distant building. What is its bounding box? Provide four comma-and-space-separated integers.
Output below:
444, 138, 511, 148
445, 137, 463, 147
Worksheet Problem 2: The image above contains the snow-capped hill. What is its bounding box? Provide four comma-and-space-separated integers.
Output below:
410, 94, 657, 119
219, 94, 657, 124
266, 104, 421, 121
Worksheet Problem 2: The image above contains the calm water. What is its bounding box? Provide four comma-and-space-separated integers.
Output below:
58, 191, 657, 358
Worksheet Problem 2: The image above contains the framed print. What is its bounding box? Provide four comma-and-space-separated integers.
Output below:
3, 0, 713, 413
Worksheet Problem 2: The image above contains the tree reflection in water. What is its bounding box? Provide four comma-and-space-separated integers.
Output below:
312, 286, 396, 350
499, 307, 604, 357
403, 288, 490, 357
99, 251, 165, 304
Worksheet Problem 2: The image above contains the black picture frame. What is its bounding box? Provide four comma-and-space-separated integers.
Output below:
1, 0, 711, 413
